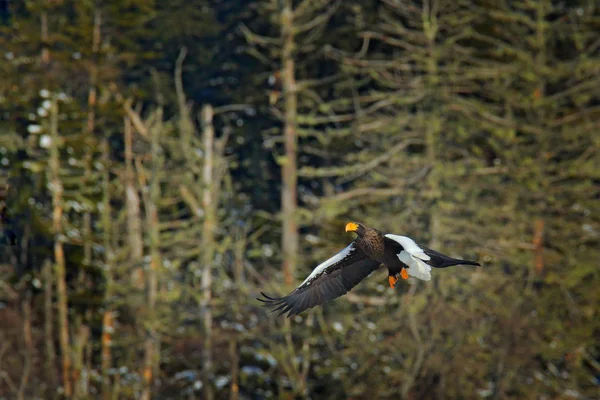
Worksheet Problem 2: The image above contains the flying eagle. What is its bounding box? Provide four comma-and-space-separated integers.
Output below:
258, 222, 480, 317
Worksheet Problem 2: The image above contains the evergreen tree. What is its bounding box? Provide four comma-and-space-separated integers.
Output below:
0, 1, 598, 399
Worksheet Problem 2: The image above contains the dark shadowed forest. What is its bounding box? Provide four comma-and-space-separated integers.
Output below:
0, 0, 599, 399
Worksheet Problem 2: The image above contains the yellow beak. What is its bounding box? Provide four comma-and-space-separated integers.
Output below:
345, 222, 359, 232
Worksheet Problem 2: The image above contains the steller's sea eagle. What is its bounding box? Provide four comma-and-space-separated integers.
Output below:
258, 222, 481, 317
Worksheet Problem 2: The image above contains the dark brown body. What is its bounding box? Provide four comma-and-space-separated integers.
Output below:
354, 227, 405, 276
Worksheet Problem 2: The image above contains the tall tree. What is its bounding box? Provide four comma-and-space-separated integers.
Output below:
200, 103, 217, 400
47, 96, 72, 398
243, 0, 361, 286
279, 0, 299, 286
0, 1, 598, 399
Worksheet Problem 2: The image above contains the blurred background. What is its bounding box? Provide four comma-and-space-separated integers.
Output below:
0, 0, 598, 399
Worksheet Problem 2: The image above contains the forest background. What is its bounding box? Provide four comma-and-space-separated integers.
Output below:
0, 0, 598, 399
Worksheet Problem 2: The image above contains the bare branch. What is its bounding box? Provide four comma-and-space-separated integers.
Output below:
299, 139, 420, 178
123, 100, 149, 138
322, 167, 431, 202
213, 104, 254, 114
239, 23, 280, 47
293, 0, 342, 35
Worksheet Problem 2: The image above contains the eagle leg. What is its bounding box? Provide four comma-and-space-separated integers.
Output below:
400, 268, 409, 280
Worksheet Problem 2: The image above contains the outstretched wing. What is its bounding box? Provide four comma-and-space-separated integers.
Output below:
258, 242, 381, 317
385, 234, 480, 281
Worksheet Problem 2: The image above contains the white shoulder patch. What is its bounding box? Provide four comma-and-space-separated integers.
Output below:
299, 242, 356, 287
384, 234, 430, 261
385, 234, 432, 281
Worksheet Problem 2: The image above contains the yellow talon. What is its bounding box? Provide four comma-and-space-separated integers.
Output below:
388, 275, 398, 288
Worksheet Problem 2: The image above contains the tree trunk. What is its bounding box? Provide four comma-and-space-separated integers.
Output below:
175, 47, 194, 156
100, 139, 114, 400
124, 116, 144, 288
425, 113, 441, 250
229, 227, 246, 400
40, 10, 49, 65
17, 292, 32, 400
72, 318, 90, 399
201, 104, 216, 400
82, 8, 101, 269
140, 109, 163, 400
229, 340, 239, 400
49, 96, 72, 398
280, 0, 298, 285
43, 260, 58, 395
424, 11, 441, 251
124, 115, 146, 396
100, 311, 113, 398
71, 11, 101, 398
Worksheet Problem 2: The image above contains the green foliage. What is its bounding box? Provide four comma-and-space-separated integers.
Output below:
0, 0, 598, 399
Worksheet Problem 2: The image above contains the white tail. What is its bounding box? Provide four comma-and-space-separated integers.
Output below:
398, 251, 432, 281
385, 234, 432, 281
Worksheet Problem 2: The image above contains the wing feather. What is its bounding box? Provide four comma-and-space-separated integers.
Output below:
385, 234, 432, 280
258, 242, 381, 317
384, 234, 480, 280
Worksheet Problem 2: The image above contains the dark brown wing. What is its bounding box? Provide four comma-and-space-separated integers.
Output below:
257, 242, 381, 317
